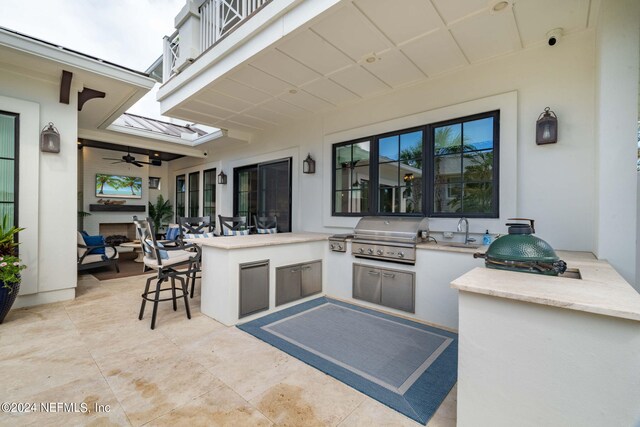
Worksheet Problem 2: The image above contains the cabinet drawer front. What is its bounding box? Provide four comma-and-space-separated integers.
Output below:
381, 269, 415, 313
239, 261, 269, 318
276, 265, 302, 306
353, 264, 382, 304
301, 260, 322, 297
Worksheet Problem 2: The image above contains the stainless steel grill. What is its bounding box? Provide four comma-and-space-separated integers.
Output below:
352, 217, 429, 264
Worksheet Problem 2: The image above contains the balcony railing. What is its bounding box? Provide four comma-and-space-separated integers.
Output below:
200, 0, 270, 52
161, 0, 271, 82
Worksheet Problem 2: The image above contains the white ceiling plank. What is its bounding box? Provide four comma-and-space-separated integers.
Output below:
312, 5, 390, 61
200, 89, 254, 113
260, 98, 309, 117
431, 0, 488, 25
228, 66, 292, 96
244, 106, 292, 124
184, 99, 235, 119
251, 49, 322, 86
354, 0, 443, 45
211, 78, 272, 104
401, 29, 468, 76
302, 78, 360, 105
450, 10, 521, 63
278, 89, 335, 111
330, 65, 390, 97
362, 49, 425, 88
278, 30, 354, 75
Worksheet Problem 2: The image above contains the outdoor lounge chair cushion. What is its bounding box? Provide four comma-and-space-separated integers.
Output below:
79, 247, 119, 265
222, 229, 250, 236
184, 232, 216, 239
256, 227, 277, 234
143, 249, 195, 269
83, 235, 106, 255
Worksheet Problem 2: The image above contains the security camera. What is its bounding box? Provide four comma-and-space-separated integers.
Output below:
203, 150, 208, 156
546, 28, 563, 47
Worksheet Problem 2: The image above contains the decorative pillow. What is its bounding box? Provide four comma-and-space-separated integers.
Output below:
83, 235, 105, 255
222, 229, 250, 236
81, 230, 90, 237
145, 239, 169, 259
256, 227, 277, 234
165, 227, 180, 241
184, 232, 216, 239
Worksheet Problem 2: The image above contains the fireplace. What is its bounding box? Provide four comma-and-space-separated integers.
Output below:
99, 223, 137, 245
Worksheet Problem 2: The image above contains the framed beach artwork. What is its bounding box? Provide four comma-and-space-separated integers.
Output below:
96, 174, 142, 199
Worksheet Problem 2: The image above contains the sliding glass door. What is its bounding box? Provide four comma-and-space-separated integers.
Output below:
203, 168, 216, 224
175, 175, 185, 220
0, 112, 18, 227
234, 158, 292, 232
188, 172, 200, 217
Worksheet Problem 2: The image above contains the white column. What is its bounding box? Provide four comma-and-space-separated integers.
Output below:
174, 0, 201, 72
595, 0, 640, 287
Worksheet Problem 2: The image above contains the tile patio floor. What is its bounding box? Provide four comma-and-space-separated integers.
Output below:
0, 273, 456, 426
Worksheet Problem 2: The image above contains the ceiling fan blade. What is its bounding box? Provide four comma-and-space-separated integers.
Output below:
103, 158, 122, 161
111, 161, 123, 164
132, 161, 144, 167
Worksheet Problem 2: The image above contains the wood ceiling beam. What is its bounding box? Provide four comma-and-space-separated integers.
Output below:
59, 70, 73, 104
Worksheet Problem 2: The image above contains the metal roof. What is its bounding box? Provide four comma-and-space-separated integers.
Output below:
113, 113, 208, 139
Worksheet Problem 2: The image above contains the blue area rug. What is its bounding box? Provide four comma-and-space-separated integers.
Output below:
237, 297, 458, 424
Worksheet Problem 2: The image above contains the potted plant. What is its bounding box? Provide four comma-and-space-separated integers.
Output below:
0, 214, 25, 324
148, 195, 174, 238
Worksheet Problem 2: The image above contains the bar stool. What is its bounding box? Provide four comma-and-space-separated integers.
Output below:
178, 216, 214, 298
133, 216, 201, 330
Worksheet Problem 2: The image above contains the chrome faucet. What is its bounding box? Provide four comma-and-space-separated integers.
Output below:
457, 217, 476, 245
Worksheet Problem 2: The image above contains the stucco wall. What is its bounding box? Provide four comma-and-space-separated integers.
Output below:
0, 66, 78, 306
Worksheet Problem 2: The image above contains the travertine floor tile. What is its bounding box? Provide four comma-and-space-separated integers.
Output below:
338, 398, 422, 427
147, 383, 272, 427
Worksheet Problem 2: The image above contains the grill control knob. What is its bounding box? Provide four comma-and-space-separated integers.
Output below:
376, 249, 383, 255
398, 252, 405, 258
358, 247, 364, 254
330, 244, 335, 250
337, 244, 343, 250
367, 248, 374, 254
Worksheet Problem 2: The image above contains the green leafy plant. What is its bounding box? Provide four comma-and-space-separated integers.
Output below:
148, 195, 174, 233
0, 214, 24, 257
0, 255, 26, 293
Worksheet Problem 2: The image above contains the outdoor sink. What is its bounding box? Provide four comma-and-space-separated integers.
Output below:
440, 242, 482, 249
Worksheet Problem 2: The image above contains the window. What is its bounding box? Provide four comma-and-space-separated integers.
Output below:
175, 175, 185, 220
331, 111, 499, 218
0, 112, 18, 227
149, 177, 160, 190
333, 140, 371, 215
234, 159, 292, 232
188, 172, 200, 217
203, 168, 216, 223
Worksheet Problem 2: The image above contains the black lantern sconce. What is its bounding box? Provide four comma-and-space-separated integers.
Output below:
536, 107, 558, 145
217, 170, 227, 185
303, 153, 316, 174
40, 122, 61, 153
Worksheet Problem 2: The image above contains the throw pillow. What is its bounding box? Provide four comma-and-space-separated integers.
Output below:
184, 232, 216, 239
83, 235, 105, 255
166, 227, 180, 241
256, 227, 277, 234
145, 239, 169, 260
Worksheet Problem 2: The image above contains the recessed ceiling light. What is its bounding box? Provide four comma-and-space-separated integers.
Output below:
365, 56, 377, 63
489, 0, 510, 13
289, 89, 298, 94
154, 153, 160, 157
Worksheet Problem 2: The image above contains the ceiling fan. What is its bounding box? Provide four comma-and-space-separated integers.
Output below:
103, 147, 154, 168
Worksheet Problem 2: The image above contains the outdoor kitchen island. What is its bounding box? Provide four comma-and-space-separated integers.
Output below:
451, 253, 640, 426
192, 233, 331, 326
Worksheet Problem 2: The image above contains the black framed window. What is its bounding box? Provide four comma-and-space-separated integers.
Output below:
333, 140, 371, 215
188, 172, 200, 217
175, 174, 185, 220
203, 168, 216, 223
0, 111, 18, 227
331, 110, 499, 218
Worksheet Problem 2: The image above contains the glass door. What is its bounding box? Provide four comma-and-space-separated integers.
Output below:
233, 158, 292, 232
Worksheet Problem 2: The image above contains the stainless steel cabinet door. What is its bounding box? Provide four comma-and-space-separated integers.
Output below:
380, 269, 415, 313
300, 260, 322, 297
239, 260, 269, 318
276, 265, 301, 306
353, 264, 382, 304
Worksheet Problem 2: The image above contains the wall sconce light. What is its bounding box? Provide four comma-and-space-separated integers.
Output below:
217, 170, 227, 185
303, 154, 316, 174
536, 107, 558, 145
403, 173, 415, 183
40, 122, 61, 153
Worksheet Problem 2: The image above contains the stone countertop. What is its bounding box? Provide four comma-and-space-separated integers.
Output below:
185, 232, 332, 250
451, 252, 640, 322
